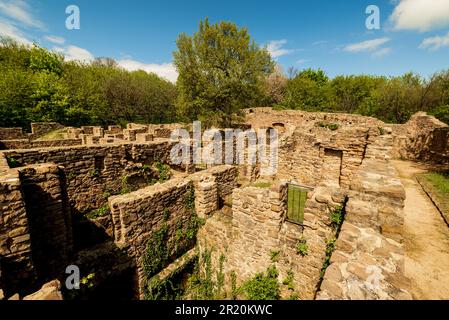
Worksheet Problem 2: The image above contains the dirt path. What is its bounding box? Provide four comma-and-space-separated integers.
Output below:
392, 160, 449, 300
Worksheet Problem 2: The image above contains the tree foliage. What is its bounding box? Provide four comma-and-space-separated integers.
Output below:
281, 68, 449, 124
0, 37, 178, 129
174, 18, 274, 127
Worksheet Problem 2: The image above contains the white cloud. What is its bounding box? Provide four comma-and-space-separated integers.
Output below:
118, 59, 179, 83
0, 19, 31, 45
343, 38, 391, 52
390, 0, 449, 32
372, 47, 392, 58
45, 35, 65, 45
0, 0, 44, 29
296, 59, 307, 65
54, 45, 94, 62
419, 31, 449, 51
266, 39, 295, 58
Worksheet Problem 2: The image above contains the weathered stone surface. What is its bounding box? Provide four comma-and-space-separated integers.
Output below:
23, 280, 63, 300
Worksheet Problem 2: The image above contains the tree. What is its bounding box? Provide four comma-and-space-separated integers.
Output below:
173, 18, 274, 127
329, 75, 385, 113
283, 68, 331, 111
263, 64, 288, 105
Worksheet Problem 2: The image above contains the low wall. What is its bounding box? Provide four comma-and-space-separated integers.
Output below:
0, 139, 82, 150
30, 123, 64, 139
0, 128, 27, 140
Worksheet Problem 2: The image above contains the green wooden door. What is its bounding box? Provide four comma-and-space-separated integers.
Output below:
287, 185, 307, 224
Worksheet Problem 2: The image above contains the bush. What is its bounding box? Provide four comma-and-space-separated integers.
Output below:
240, 265, 280, 300
296, 238, 308, 257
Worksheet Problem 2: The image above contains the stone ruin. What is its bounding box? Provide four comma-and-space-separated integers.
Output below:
0, 108, 447, 300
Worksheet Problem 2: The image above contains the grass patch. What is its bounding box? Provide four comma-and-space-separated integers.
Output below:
418, 172, 449, 224
250, 181, 272, 189
421, 172, 449, 194
86, 204, 110, 220
35, 128, 67, 141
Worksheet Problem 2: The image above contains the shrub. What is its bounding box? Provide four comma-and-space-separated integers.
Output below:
6, 155, 19, 168
240, 265, 280, 300
296, 238, 308, 257
330, 206, 344, 229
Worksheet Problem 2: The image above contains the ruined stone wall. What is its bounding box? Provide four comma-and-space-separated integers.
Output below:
245, 108, 384, 130
30, 123, 65, 139
0, 168, 36, 296
317, 134, 411, 300
388, 112, 448, 162
2, 142, 175, 213
277, 126, 372, 189
109, 165, 238, 298
18, 164, 73, 285
109, 178, 195, 297
0, 128, 27, 140
197, 182, 346, 300
0, 139, 82, 150
190, 165, 239, 218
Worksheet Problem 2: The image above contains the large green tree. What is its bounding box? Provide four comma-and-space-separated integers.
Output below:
283, 68, 331, 111
173, 18, 274, 127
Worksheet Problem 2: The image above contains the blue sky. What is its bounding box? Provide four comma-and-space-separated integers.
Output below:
1, 0, 449, 82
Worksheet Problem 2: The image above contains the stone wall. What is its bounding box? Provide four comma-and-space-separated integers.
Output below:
30, 122, 65, 139
109, 165, 238, 298
0, 169, 36, 296
0, 139, 82, 150
245, 108, 384, 130
388, 112, 449, 162
109, 178, 195, 297
2, 142, 175, 213
316, 134, 412, 300
18, 164, 73, 285
197, 182, 346, 300
0, 128, 27, 140
277, 126, 373, 189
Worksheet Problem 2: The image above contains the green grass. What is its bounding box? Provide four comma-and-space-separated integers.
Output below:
422, 172, 449, 195
36, 128, 67, 141
250, 181, 272, 188
419, 171, 449, 224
